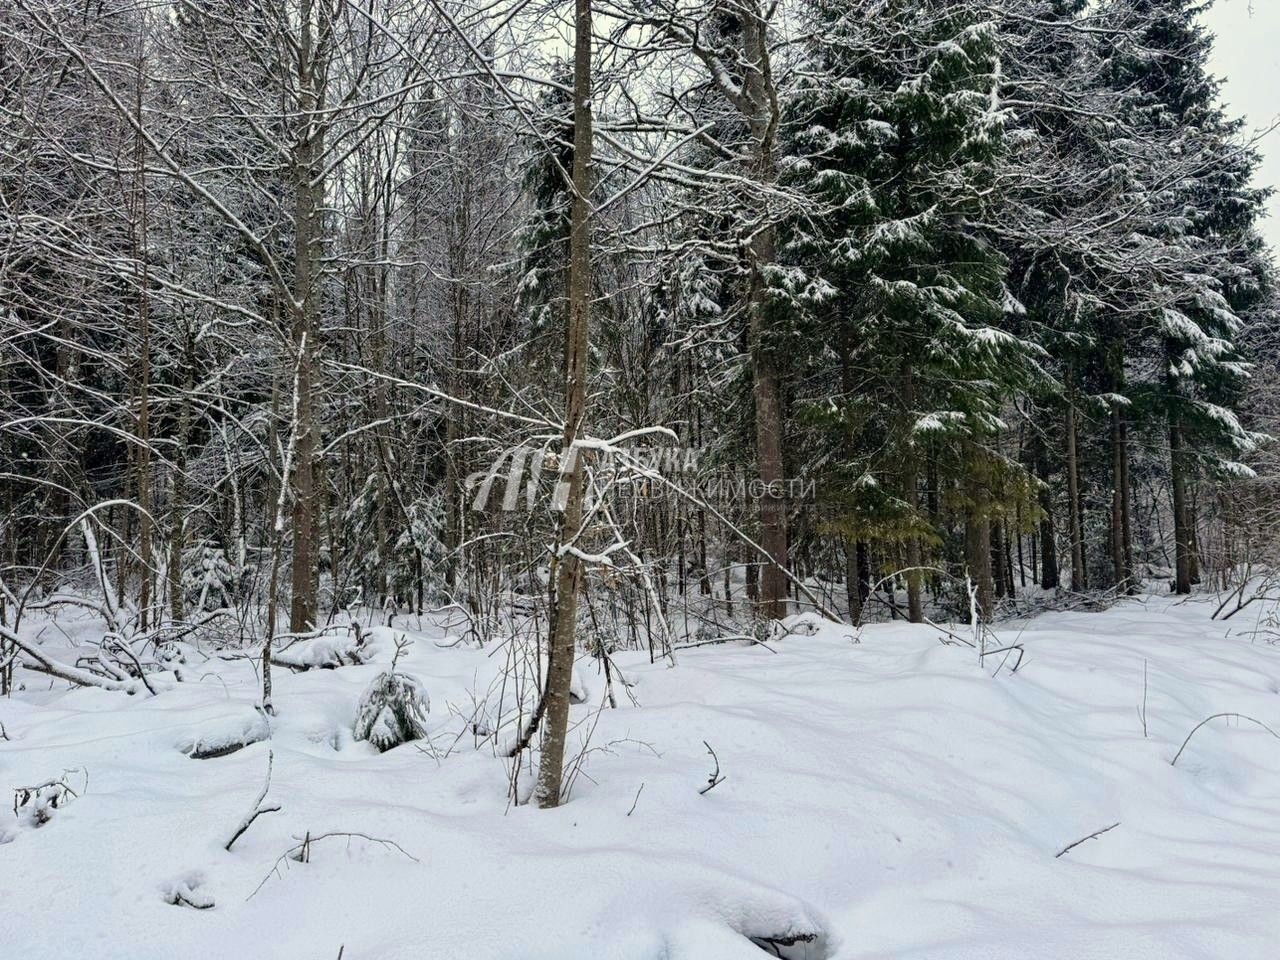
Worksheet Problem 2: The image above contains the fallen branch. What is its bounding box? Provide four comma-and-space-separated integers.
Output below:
248, 831, 419, 900
224, 750, 281, 851
627, 782, 645, 817
1055, 821, 1120, 859
981, 643, 1026, 676
674, 633, 778, 654
699, 740, 725, 795
1170, 712, 1280, 767
1, 623, 138, 693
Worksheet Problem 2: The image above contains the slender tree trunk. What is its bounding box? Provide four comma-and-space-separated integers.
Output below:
1034, 431, 1059, 589
991, 522, 1007, 599
1170, 417, 1192, 594
1108, 342, 1134, 593
535, 0, 593, 809
900, 361, 923, 621
965, 443, 994, 617
133, 45, 153, 632
168, 332, 193, 622
1110, 405, 1133, 592
1065, 394, 1086, 591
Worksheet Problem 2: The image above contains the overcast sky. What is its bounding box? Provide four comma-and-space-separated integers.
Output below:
1203, 0, 1280, 251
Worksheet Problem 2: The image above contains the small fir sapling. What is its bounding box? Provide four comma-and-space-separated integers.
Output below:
353, 634, 430, 752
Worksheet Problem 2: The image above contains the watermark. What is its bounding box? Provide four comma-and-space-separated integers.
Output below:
466, 444, 814, 514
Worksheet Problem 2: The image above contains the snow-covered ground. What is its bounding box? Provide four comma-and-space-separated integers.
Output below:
4, 594, 1280, 959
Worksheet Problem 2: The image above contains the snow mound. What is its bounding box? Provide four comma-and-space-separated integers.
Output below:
162, 872, 215, 910
180, 711, 271, 759
272, 630, 372, 670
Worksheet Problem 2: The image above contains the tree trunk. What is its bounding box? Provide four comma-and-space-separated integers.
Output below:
168, 332, 193, 622
1170, 417, 1192, 594
740, 10, 788, 623
966, 512, 993, 619
288, 0, 325, 633
1065, 395, 1086, 591
1111, 405, 1133, 592
965, 443, 994, 618
1032, 430, 1059, 589
535, 0, 593, 809
900, 361, 923, 621
749, 246, 787, 621
844, 541, 861, 623
991, 522, 1007, 599
133, 45, 153, 632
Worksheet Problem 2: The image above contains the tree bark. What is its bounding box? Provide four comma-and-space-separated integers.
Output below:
288, 0, 325, 633
740, 9, 788, 623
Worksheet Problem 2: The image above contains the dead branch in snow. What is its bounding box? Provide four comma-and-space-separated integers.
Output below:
1, 623, 140, 694
1170, 713, 1280, 767
699, 740, 725, 795
223, 750, 281, 852
626, 782, 645, 816
248, 831, 419, 900
1055, 821, 1121, 859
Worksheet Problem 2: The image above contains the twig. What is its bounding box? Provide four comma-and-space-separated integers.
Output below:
224, 750, 281, 851
248, 831, 419, 900
673, 633, 777, 654
627, 782, 645, 817
1170, 712, 1280, 766
1137, 659, 1148, 738
699, 740, 725, 795
1055, 821, 1120, 858
982, 643, 1025, 676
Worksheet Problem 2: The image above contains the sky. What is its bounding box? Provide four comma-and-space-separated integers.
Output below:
1203, 0, 1280, 251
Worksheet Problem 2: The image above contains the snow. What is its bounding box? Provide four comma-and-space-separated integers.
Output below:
4, 595, 1280, 958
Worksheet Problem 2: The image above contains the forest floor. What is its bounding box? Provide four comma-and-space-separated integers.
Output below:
4, 590, 1280, 959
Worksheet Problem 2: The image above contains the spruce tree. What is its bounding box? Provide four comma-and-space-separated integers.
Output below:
783, 0, 1035, 617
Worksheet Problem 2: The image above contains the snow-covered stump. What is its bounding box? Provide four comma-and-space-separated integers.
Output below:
353, 671, 430, 752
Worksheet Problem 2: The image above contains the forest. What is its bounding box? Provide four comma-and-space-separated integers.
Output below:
3, 1, 1280, 957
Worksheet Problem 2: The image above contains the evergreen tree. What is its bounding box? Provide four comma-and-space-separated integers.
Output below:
1104, 0, 1272, 591
783, 0, 1036, 616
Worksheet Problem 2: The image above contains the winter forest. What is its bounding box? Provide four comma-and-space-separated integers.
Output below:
4, 0, 1280, 957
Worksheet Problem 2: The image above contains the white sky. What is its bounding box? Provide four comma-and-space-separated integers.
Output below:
1203, 0, 1280, 251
